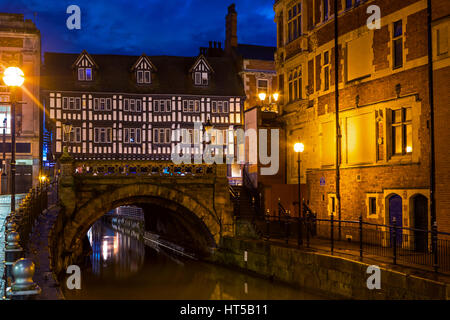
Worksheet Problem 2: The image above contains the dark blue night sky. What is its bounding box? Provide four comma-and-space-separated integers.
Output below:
2, 0, 276, 56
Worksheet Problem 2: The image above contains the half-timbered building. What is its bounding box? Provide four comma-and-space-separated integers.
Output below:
41, 50, 245, 166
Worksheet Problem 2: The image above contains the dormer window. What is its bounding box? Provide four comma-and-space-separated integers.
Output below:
73, 51, 97, 82
132, 54, 156, 85
190, 55, 213, 87
195, 72, 209, 85
78, 67, 92, 81
137, 70, 151, 84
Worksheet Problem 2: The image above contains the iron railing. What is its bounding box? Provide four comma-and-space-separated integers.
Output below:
245, 201, 450, 273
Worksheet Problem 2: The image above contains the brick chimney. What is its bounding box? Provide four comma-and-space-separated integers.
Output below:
225, 4, 238, 55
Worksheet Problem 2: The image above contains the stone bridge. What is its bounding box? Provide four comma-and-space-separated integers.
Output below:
50, 155, 234, 276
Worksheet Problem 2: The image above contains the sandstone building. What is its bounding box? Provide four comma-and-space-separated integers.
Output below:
273, 0, 449, 236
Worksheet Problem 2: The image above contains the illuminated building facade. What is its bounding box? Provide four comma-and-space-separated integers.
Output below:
41, 51, 245, 167
0, 13, 41, 193
274, 0, 449, 232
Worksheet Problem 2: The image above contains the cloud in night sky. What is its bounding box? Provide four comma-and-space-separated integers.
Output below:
1, 0, 276, 56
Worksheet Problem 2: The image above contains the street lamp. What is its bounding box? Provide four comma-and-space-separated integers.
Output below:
3, 66, 25, 214
258, 92, 280, 112
294, 142, 304, 245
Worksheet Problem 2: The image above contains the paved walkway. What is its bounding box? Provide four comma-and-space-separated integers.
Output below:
25, 185, 64, 299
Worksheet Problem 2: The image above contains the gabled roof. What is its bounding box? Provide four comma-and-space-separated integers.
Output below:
41, 52, 245, 97
235, 44, 276, 61
189, 54, 214, 73
71, 50, 98, 69
130, 53, 158, 72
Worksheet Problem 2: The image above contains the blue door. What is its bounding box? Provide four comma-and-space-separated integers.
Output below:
389, 195, 403, 245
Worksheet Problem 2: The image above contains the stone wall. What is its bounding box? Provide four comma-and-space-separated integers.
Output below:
49, 160, 234, 277
211, 237, 450, 300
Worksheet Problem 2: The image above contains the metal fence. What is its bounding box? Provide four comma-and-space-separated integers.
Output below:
245, 208, 450, 273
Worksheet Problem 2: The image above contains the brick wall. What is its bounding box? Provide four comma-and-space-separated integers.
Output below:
434, 66, 450, 233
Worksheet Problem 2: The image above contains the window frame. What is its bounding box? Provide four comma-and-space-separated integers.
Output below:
392, 20, 404, 69
287, 3, 302, 43
391, 107, 412, 156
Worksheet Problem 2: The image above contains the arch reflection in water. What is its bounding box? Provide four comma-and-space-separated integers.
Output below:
70, 218, 326, 300
88, 220, 145, 279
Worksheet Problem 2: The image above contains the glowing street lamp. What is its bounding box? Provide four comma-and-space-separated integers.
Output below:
258, 92, 280, 112
3, 67, 25, 87
258, 92, 267, 101
3, 66, 24, 214
294, 142, 304, 245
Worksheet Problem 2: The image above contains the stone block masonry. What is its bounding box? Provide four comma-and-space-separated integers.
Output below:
211, 237, 450, 300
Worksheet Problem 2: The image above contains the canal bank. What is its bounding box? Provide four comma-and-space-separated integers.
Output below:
210, 237, 450, 300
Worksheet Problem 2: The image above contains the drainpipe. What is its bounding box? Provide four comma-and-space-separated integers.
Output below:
334, 0, 342, 239
427, 0, 436, 226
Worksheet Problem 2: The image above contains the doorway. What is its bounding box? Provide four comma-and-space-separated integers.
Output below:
388, 194, 403, 245
412, 194, 428, 252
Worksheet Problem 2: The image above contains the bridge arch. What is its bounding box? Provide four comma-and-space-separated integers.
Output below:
50, 160, 234, 276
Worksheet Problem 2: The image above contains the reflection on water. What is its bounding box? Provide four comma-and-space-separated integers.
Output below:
64, 219, 325, 300
87, 222, 145, 279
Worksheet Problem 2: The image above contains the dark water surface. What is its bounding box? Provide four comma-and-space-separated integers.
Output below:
63, 220, 326, 300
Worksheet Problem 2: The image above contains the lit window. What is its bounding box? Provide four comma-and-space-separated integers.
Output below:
189, 100, 194, 112
391, 107, 412, 155
85, 68, 92, 81
78, 68, 92, 81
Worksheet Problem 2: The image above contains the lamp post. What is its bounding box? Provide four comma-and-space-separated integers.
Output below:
294, 142, 304, 246
1, 117, 7, 194
3, 67, 25, 214
294, 143, 304, 216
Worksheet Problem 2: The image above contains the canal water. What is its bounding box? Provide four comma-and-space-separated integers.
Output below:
64, 219, 326, 300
